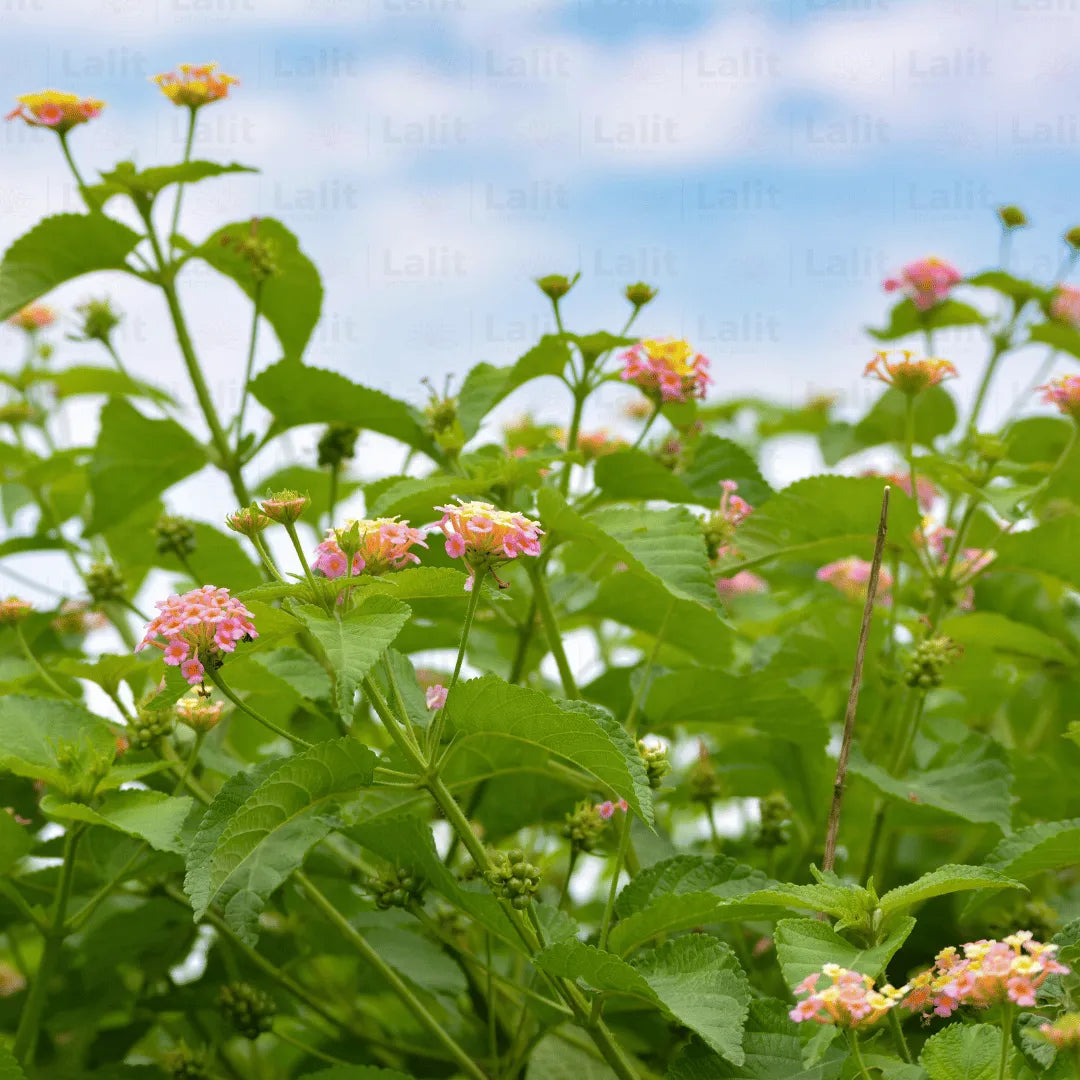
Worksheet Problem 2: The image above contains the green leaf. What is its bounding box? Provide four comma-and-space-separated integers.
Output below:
36, 365, 174, 405
0, 808, 32, 874
91, 159, 256, 204
369, 473, 489, 523
0, 1044, 29, 1080
526, 1034, 619, 1080
983, 818, 1080, 882
855, 386, 958, 449
0, 695, 116, 792
88, 398, 206, 533
727, 475, 918, 571
967, 270, 1045, 305
190, 218, 320, 362
198, 738, 377, 942
301, 1065, 417, 1080
773, 917, 915, 988
536, 935, 750, 1064
40, 790, 192, 852
919, 1023, 1001, 1080
0, 213, 142, 320
1028, 320, 1080, 359
868, 298, 986, 341
291, 595, 411, 719
995, 516, 1080, 591
456, 336, 571, 439
682, 435, 774, 506
444, 676, 653, 823
251, 361, 438, 458
666, 998, 841, 1079
939, 612, 1075, 665
539, 490, 717, 606
849, 736, 1013, 832
54, 653, 143, 698
878, 864, 1025, 921
184, 760, 285, 918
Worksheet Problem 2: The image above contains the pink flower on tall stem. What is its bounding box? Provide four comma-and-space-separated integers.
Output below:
1038, 374, 1080, 419
136, 585, 258, 686
434, 500, 543, 591
865, 350, 956, 395
620, 338, 711, 403
882, 256, 962, 311
313, 517, 428, 580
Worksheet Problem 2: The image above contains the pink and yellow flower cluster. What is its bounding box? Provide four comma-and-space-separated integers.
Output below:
865, 350, 956, 395
6, 91, 104, 134
7, 304, 56, 332
789, 965, 908, 1029
1038, 374, 1080, 419
153, 64, 238, 108
435, 500, 544, 590
137, 585, 258, 686
313, 518, 428, 579
620, 338, 711, 403
817, 557, 893, 605
903, 933, 1068, 1017
882, 256, 962, 311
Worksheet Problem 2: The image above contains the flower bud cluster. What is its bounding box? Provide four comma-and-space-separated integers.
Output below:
756, 791, 793, 850
485, 849, 541, 909
217, 981, 276, 1039
0, 596, 33, 624
903, 635, 961, 689
637, 738, 670, 791
316, 423, 359, 468
561, 800, 607, 854
154, 513, 197, 559
127, 707, 175, 750
688, 742, 721, 804
86, 562, 126, 604
371, 867, 425, 910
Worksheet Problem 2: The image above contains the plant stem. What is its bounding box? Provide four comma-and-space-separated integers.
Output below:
903, 394, 919, 512
250, 533, 285, 581
527, 563, 579, 699
12, 825, 82, 1065
846, 1029, 874, 1080
823, 486, 890, 873
508, 598, 538, 684
998, 1003, 1014, 1080
295, 872, 488, 1080
14, 623, 76, 699
273, 1026, 354, 1067
205, 667, 312, 748
327, 464, 339, 530
57, 131, 93, 209
631, 404, 660, 450
887, 1006, 912, 1063
168, 106, 197, 253
559, 388, 587, 495
967, 331, 1011, 440
597, 811, 632, 954
235, 281, 263, 447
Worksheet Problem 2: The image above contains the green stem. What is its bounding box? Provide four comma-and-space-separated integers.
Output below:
846, 1029, 874, 1080
527, 564, 579, 699
57, 130, 94, 210
557, 849, 579, 912
235, 281, 263, 448
168, 106, 198, 253
903, 394, 919, 512
327, 464, 339, 530
14, 623, 76, 698
630, 404, 660, 450
597, 811, 632, 956
559, 388, 587, 495
282, 520, 326, 609
273, 1026, 353, 1067
205, 666, 312, 748
968, 329, 1013, 440
295, 872, 488, 1080
705, 802, 723, 854
886, 1005, 912, 1064
250, 532, 285, 581
12, 825, 82, 1065
486, 933, 499, 1078
508, 598, 538, 684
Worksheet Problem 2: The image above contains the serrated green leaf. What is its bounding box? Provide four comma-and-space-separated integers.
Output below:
849, 735, 1013, 832
444, 675, 653, 823
369, 474, 489, 523
727, 475, 919, 572
682, 435, 773, 506
855, 386, 958, 449
0, 212, 142, 319
666, 999, 841, 1079
189, 218, 320, 362
983, 818, 1080, 882
199, 738, 377, 942
251, 361, 438, 457
0, 695, 115, 792
537, 935, 750, 1064
939, 612, 1075, 665
994, 516, 1080, 591
539, 490, 717, 606
34, 365, 174, 404
54, 653, 143, 697
92, 159, 256, 204
919, 1023, 1001, 1080
291, 595, 411, 719
88, 398, 206, 532
773, 917, 915, 988
41, 790, 192, 853
526, 1034, 619, 1080
878, 864, 1025, 920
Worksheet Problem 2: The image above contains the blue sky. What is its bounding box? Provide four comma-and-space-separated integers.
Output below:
2, 0, 1078, 493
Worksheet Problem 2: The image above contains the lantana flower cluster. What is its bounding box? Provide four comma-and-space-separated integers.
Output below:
620, 338, 711, 403
6, 91, 104, 133
136, 585, 258, 685
706, 480, 767, 597
903, 933, 1069, 1017
861, 469, 938, 511
817, 557, 893, 605
865, 350, 956, 395
313, 518, 428, 579
7, 304, 56, 332
789, 965, 908, 1028
435, 501, 544, 590
882, 256, 962, 311
1039, 374, 1080, 419
153, 64, 238, 108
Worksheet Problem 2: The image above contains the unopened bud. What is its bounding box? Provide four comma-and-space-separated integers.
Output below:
1065, 226, 1080, 251
176, 695, 224, 733
225, 505, 271, 537
997, 205, 1028, 230
637, 738, 671, 791
903, 635, 962, 690
0, 596, 33, 624
756, 791, 793, 850
164, 1046, 210, 1080
127, 706, 175, 750
562, 800, 607, 854
624, 281, 657, 308
74, 297, 121, 344
485, 848, 541, 909
316, 423, 360, 469
0, 402, 42, 427
86, 562, 126, 604
371, 867, 425, 910
260, 490, 309, 525
154, 513, 197, 559
220, 220, 280, 282
688, 741, 721, 804
535, 273, 577, 302
217, 981, 276, 1040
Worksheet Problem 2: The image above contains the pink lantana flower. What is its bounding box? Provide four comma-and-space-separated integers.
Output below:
1038, 374, 1080, 419
860, 469, 938, 511
136, 584, 258, 687
817, 558, 893, 605
596, 799, 628, 820
425, 684, 448, 711
6, 303, 56, 332
619, 338, 711, 403
864, 350, 956, 396
313, 517, 428, 580
789, 965, 908, 1029
1049, 284, 1080, 329
716, 571, 767, 597
882, 256, 962, 311
434, 500, 543, 591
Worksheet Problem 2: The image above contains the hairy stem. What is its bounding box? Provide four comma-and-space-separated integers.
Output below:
205, 667, 312, 748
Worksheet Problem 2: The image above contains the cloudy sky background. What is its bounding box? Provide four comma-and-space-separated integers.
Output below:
2, 0, 1078, 602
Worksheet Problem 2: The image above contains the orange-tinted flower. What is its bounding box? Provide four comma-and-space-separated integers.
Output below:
7, 304, 55, 332
6, 90, 104, 134
153, 64, 238, 108
864, 350, 956, 395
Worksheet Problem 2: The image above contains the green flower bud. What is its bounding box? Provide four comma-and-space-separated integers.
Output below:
485, 848, 541, 908
624, 281, 657, 308
688, 741, 721, 804
225, 505, 271, 537
127, 706, 175, 750
217, 981, 277, 1040
74, 297, 121, 344
371, 867, 425, 910
903, 635, 962, 690
154, 513, 197, 559
86, 561, 126, 605
1065, 226, 1080, 251
317, 423, 360, 469
220, 220, 280, 282
637, 738, 671, 791
535, 273, 577, 302
756, 791, 793, 850
260, 490, 309, 525
164, 1046, 210, 1079
562, 799, 607, 854
0, 402, 42, 427
997, 205, 1028, 229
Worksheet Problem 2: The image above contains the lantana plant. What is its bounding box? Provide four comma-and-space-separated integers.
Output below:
1, 68, 1079, 1080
